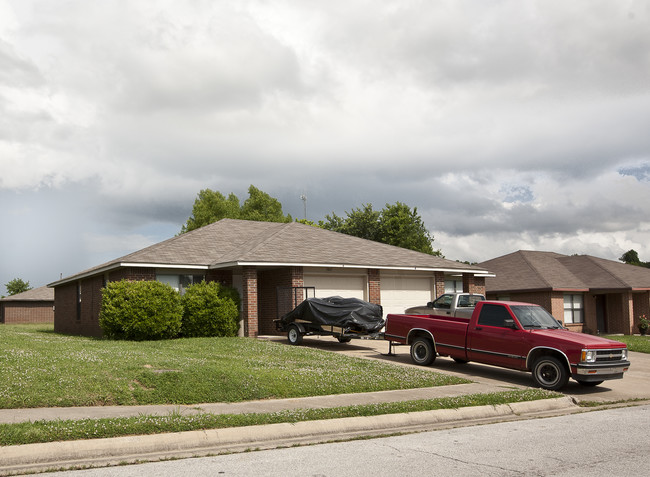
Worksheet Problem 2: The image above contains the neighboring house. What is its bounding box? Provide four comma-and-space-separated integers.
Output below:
48, 218, 491, 337
0, 286, 55, 324
478, 250, 650, 335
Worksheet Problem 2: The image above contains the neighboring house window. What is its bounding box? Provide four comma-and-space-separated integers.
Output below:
564, 294, 584, 323
444, 280, 463, 293
157, 274, 205, 294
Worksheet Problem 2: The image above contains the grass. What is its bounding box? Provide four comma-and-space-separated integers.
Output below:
0, 324, 469, 409
602, 334, 650, 353
0, 389, 558, 446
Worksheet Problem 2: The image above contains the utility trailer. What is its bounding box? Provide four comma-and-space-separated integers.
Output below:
275, 296, 385, 345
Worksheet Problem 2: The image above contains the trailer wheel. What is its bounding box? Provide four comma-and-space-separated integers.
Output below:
287, 324, 303, 345
532, 356, 568, 390
410, 337, 436, 366
337, 336, 352, 343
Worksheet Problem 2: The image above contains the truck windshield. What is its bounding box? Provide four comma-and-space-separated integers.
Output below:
511, 306, 563, 330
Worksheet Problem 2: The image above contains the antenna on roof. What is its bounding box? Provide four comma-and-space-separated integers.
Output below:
299, 192, 307, 220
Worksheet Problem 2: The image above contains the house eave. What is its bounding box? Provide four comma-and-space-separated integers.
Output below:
48, 262, 210, 288
211, 261, 491, 276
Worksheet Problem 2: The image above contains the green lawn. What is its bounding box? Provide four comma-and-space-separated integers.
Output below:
0, 324, 468, 409
603, 334, 650, 353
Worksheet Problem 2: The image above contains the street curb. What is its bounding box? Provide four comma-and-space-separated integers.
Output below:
0, 397, 577, 476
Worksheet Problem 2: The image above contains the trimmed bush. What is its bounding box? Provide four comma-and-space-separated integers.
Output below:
181, 281, 239, 337
99, 280, 183, 340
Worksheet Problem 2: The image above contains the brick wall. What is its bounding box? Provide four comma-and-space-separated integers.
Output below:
109, 268, 156, 282
206, 269, 233, 287
1, 302, 54, 324
434, 272, 445, 298
53, 282, 78, 335
242, 267, 258, 337
368, 269, 380, 305
462, 274, 486, 296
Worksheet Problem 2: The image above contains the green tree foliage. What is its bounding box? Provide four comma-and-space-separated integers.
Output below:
321, 202, 441, 256
619, 249, 649, 268
5, 278, 32, 296
180, 282, 239, 337
181, 185, 292, 233
99, 280, 183, 340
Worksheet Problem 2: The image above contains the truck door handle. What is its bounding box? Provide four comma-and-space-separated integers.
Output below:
475, 327, 482, 331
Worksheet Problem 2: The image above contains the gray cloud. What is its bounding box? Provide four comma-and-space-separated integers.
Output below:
2, 0, 650, 293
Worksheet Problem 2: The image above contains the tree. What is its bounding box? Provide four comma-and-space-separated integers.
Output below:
619, 249, 641, 265
240, 185, 292, 223
321, 202, 441, 256
181, 185, 291, 233
5, 278, 32, 296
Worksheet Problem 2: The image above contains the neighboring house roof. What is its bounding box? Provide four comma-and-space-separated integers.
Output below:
1, 286, 54, 302
50, 219, 491, 287
479, 250, 650, 293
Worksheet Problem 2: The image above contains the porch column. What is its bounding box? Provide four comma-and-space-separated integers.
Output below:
463, 273, 486, 295
242, 266, 258, 337
368, 269, 381, 305
433, 272, 446, 298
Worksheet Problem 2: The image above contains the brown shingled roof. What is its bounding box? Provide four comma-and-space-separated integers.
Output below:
1, 286, 54, 302
50, 219, 489, 286
479, 250, 650, 293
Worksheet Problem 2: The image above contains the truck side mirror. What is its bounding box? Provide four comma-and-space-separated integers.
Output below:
427, 302, 434, 308
503, 318, 517, 329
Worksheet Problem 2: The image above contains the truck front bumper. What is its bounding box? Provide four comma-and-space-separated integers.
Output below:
573, 361, 630, 381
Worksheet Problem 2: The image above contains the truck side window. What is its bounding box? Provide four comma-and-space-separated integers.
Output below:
433, 294, 453, 309
478, 304, 512, 328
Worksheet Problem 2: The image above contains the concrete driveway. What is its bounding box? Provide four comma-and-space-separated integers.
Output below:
268, 335, 650, 403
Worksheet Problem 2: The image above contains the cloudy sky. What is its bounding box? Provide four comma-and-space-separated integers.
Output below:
2, 0, 650, 295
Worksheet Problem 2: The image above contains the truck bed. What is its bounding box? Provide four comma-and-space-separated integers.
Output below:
385, 313, 469, 358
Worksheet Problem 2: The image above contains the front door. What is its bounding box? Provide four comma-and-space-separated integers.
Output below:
595, 295, 607, 334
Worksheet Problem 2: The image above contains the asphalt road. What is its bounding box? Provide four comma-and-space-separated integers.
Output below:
50, 404, 649, 477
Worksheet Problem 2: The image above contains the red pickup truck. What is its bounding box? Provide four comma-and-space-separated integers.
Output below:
384, 300, 630, 390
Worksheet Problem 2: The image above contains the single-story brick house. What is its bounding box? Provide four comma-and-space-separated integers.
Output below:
0, 286, 55, 324
478, 250, 650, 335
48, 219, 491, 337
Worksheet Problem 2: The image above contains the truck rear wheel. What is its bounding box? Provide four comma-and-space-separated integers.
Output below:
532, 356, 568, 390
287, 324, 303, 345
410, 337, 436, 366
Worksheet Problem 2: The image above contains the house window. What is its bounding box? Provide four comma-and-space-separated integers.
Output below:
445, 279, 463, 293
157, 274, 205, 294
564, 294, 583, 324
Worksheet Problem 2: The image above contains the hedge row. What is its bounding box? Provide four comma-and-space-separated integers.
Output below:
99, 280, 240, 340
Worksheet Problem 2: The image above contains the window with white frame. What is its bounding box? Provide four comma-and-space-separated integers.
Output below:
157, 274, 205, 294
563, 294, 584, 323
444, 279, 463, 293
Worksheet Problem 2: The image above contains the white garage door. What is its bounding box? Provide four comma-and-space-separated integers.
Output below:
381, 276, 433, 316
304, 275, 366, 300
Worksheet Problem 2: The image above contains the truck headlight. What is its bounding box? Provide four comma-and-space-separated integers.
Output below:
581, 349, 597, 363
621, 349, 628, 361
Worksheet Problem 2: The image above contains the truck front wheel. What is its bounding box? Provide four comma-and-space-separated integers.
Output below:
410, 338, 436, 366
532, 356, 568, 390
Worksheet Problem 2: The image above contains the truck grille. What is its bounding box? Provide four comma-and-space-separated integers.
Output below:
595, 349, 626, 362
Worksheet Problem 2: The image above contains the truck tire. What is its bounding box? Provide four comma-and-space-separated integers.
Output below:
532, 356, 569, 390
410, 337, 436, 366
287, 324, 303, 345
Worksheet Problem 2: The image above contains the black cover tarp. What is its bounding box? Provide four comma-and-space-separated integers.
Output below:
279, 296, 384, 333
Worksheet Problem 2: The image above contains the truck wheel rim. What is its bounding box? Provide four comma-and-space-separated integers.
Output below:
414, 343, 427, 360
537, 362, 559, 386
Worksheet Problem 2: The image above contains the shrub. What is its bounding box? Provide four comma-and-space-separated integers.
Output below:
181, 281, 240, 337
99, 280, 183, 340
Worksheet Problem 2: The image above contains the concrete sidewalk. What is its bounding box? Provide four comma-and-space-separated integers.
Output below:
2, 335, 647, 475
